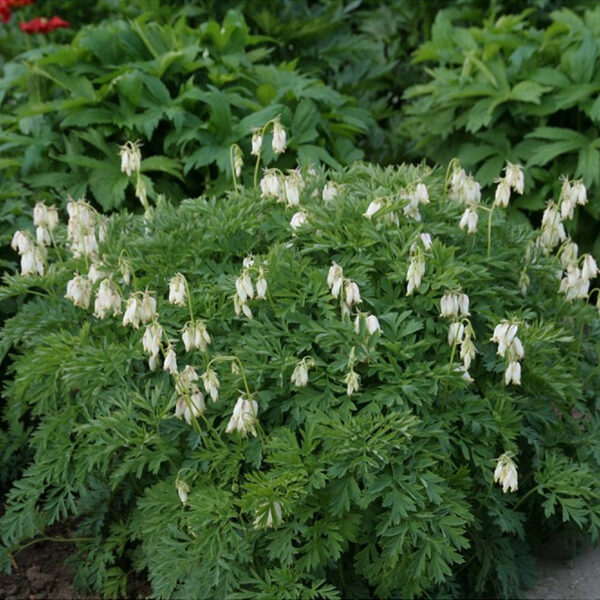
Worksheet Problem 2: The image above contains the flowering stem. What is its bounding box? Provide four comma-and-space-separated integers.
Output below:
252, 119, 277, 191
442, 333, 460, 408
229, 145, 239, 194
47, 229, 64, 264
183, 277, 195, 323
209, 355, 252, 398
487, 204, 496, 259
443, 158, 460, 200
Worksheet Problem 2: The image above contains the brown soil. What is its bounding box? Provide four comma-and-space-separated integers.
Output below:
0, 520, 151, 600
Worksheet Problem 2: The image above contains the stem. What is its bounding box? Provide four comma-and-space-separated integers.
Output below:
208, 355, 252, 397
230, 145, 239, 194
11, 536, 94, 557
443, 158, 459, 200
253, 119, 277, 191
513, 485, 540, 511
47, 229, 64, 264
183, 277, 195, 323
487, 204, 496, 259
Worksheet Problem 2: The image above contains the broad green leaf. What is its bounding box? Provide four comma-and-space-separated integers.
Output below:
292, 99, 319, 145
508, 81, 551, 104
141, 156, 183, 181
576, 145, 600, 188
61, 108, 115, 128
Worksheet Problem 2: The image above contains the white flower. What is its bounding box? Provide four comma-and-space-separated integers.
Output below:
494, 453, 518, 493
440, 292, 459, 318
149, 355, 159, 374
233, 145, 243, 178
406, 254, 425, 296
11, 230, 32, 255
66, 274, 92, 309
290, 211, 308, 230
447, 322, 465, 346
327, 262, 344, 296
142, 322, 163, 357
260, 170, 280, 199
559, 267, 590, 301
504, 360, 522, 386
119, 140, 142, 177
459, 207, 478, 233
291, 361, 309, 387
256, 268, 268, 300
463, 176, 481, 205
581, 254, 598, 280
344, 370, 360, 396
35, 226, 50, 246
460, 332, 477, 370
123, 295, 141, 329
88, 263, 107, 284
163, 347, 178, 375
364, 200, 382, 219
225, 395, 259, 437
454, 365, 474, 383
243, 256, 255, 269
322, 182, 337, 201
285, 177, 301, 207
181, 320, 211, 352
505, 163, 524, 194
94, 279, 121, 319
139, 291, 157, 324
572, 180, 587, 205
414, 183, 429, 204
20, 246, 46, 277
201, 367, 220, 402
236, 272, 254, 301
46, 206, 59, 230
458, 293, 470, 316
33, 202, 48, 227
494, 178, 511, 208
420, 233, 433, 250
175, 392, 206, 425
344, 280, 361, 306
251, 129, 263, 156
539, 202, 566, 253
272, 120, 287, 154
366, 314, 381, 335
175, 480, 189, 505
492, 322, 518, 358
560, 240, 579, 269
169, 273, 187, 307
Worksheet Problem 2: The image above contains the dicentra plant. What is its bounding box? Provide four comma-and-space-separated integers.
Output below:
0, 154, 599, 598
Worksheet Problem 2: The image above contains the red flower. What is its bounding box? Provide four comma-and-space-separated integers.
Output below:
7, 0, 36, 6
19, 15, 70, 33
0, 0, 11, 24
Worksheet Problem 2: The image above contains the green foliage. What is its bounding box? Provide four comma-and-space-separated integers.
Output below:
0, 161, 598, 598
0, 10, 372, 218
401, 6, 600, 257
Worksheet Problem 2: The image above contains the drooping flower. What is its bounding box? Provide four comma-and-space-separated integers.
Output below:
494, 178, 511, 209
122, 295, 142, 329
260, 170, 281, 199
447, 322, 465, 346
494, 453, 518, 493
66, 274, 92, 309
327, 262, 344, 297
142, 322, 163, 357
406, 253, 425, 296
163, 346, 178, 375
291, 361, 309, 387
459, 207, 478, 233
255, 268, 268, 300
175, 479, 189, 505
364, 199, 382, 219
139, 291, 158, 324
290, 211, 308, 230
94, 279, 122, 319
201, 367, 220, 402
504, 162, 524, 195
119, 140, 142, 177
322, 181, 338, 201
272, 120, 287, 154
504, 360, 522, 385
174, 393, 205, 425
181, 320, 211, 352
225, 395, 259, 437
168, 273, 187, 307
420, 233, 433, 250
344, 370, 360, 396
251, 128, 263, 156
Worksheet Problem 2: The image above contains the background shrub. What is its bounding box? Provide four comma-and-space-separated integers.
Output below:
0, 161, 598, 598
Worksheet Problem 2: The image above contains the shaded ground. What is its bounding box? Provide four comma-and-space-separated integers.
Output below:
0, 520, 150, 600
526, 543, 600, 600
0, 521, 100, 600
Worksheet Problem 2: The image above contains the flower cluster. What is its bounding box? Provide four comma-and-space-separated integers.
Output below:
65, 274, 92, 309
559, 177, 587, 221
233, 257, 268, 319
20, 15, 69, 33
448, 165, 482, 233
11, 230, 46, 276
354, 312, 381, 337
174, 366, 206, 425
491, 321, 524, 386
94, 278, 122, 319
440, 291, 470, 318
119, 140, 142, 177
494, 453, 519, 493
406, 233, 432, 295
33, 202, 58, 246
122, 290, 158, 330
327, 262, 362, 317
402, 182, 430, 222
168, 273, 187, 307
493, 162, 524, 208
251, 117, 287, 158
181, 320, 211, 352
67, 199, 104, 259
558, 244, 598, 301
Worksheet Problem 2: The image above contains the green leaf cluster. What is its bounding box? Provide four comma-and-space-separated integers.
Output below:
0, 161, 598, 598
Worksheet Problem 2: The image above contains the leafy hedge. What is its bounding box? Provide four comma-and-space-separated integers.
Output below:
401, 6, 600, 257
0, 160, 598, 598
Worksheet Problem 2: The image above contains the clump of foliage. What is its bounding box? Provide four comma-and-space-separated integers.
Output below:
0, 10, 372, 217
0, 158, 599, 598
401, 6, 600, 257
